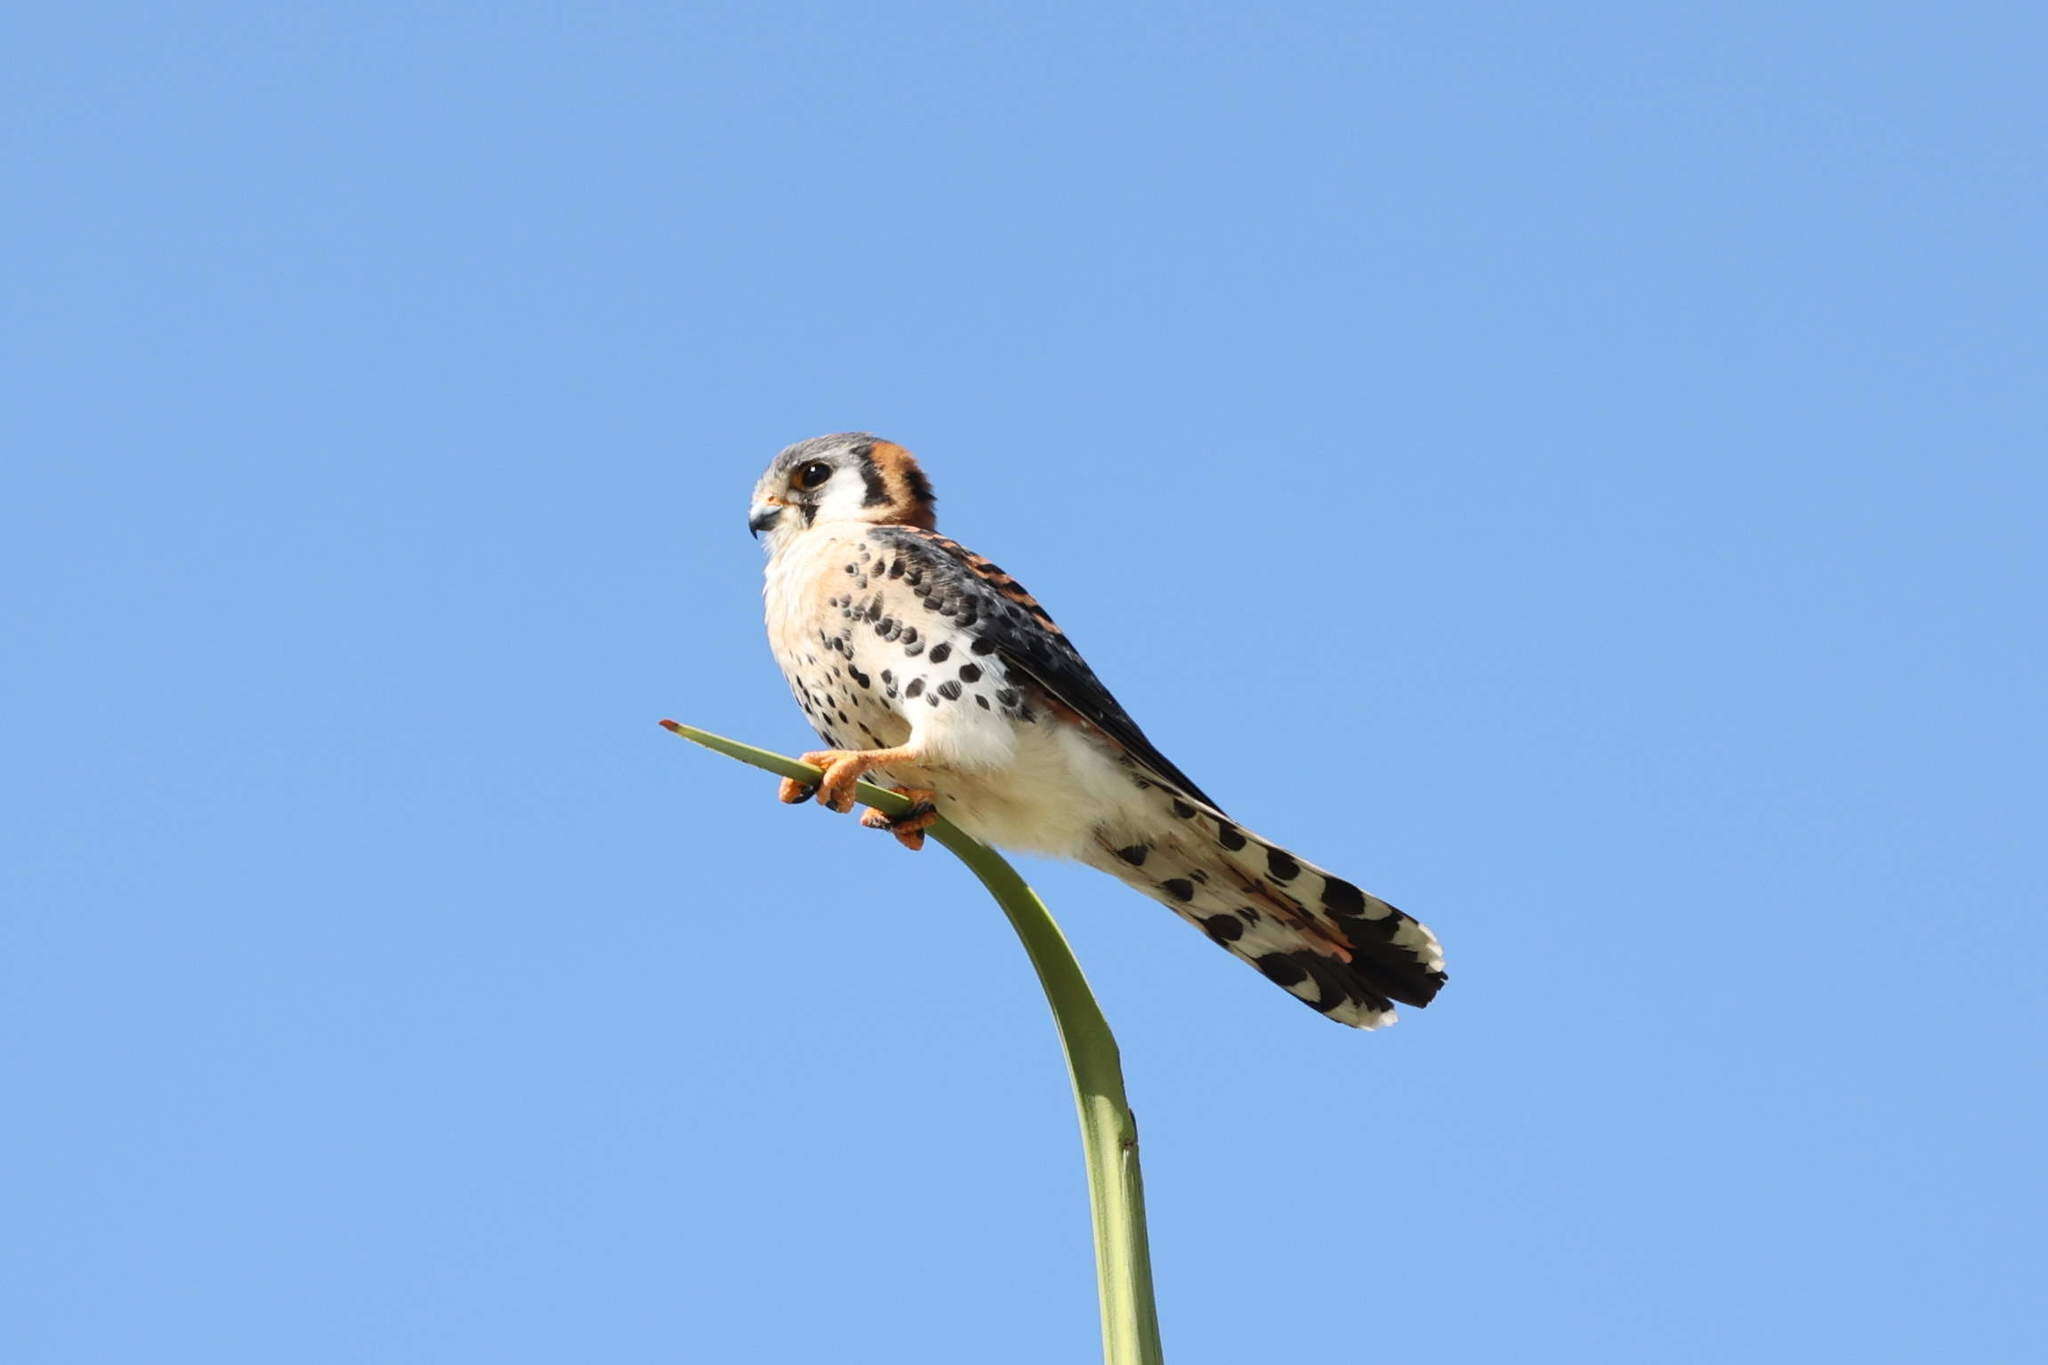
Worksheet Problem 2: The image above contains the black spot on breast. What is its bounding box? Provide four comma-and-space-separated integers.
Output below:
958, 663, 982, 683
899, 627, 919, 645
1171, 800, 1196, 820
1216, 821, 1247, 851
928, 643, 952, 663
995, 688, 1018, 707
904, 678, 924, 698
1202, 915, 1245, 943
1113, 844, 1148, 867
937, 680, 962, 700
903, 641, 924, 657
1266, 848, 1301, 882
927, 693, 941, 706
847, 666, 871, 689
887, 559, 904, 578
975, 695, 989, 709
971, 637, 997, 655
1159, 878, 1194, 902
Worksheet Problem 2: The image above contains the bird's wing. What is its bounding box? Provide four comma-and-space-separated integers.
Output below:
870, 526, 1223, 811
869, 525, 1448, 1026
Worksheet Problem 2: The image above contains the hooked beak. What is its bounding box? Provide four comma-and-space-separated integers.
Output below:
747, 503, 784, 538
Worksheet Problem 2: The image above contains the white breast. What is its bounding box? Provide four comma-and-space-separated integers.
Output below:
761, 523, 1154, 859
906, 720, 1152, 858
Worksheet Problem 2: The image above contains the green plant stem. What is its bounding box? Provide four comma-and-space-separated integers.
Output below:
659, 720, 1165, 1365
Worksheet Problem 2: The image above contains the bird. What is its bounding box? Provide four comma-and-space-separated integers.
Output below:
746, 433, 1446, 1028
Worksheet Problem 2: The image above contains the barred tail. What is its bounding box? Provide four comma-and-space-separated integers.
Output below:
1081, 792, 1446, 1029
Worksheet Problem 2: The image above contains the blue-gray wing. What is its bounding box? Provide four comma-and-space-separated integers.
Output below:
868, 525, 1448, 1024
869, 526, 1224, 812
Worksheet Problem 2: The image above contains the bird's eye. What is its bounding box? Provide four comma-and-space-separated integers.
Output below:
795, 461, 833, 490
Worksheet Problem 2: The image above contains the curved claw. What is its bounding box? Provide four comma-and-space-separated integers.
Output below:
793, 751, 854, 813
776, 746, 928, 818
860, 787, 938, 851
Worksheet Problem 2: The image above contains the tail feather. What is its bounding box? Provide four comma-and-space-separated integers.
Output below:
1084, 786, 1447, 1029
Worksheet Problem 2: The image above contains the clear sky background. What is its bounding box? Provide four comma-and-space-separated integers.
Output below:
4, 4, 2042, 1362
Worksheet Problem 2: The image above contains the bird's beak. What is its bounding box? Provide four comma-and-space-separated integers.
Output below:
748, 502, 784, 538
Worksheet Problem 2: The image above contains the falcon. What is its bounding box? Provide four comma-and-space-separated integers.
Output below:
747, 433, 1446, 1028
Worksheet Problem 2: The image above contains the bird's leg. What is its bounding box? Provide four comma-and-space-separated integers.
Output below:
860, 786, 939, 852
790, 746, 925, 815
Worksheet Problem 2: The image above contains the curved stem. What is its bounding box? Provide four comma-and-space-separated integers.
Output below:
659, 721, 1165, 1365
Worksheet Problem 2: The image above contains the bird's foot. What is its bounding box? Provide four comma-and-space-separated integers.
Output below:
860, 787, 939, 852
791, 749, 872, 814
778, 746, 925, 817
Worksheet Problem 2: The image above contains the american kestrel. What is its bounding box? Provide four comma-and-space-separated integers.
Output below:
748, 433, 1447, 1028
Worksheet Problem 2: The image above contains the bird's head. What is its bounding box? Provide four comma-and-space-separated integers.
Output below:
747, 433, 937, 549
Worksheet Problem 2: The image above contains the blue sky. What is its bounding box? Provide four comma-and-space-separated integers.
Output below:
4, 3, 2042, 1361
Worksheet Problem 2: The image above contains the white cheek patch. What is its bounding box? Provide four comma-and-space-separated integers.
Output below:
807, 473, 876, 524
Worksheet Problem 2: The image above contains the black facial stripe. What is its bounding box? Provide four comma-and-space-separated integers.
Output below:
900, 462, 935, 511
853, 443, 890, 507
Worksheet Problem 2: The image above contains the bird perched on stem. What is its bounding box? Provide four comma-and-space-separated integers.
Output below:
747, 433, 1446, 1028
